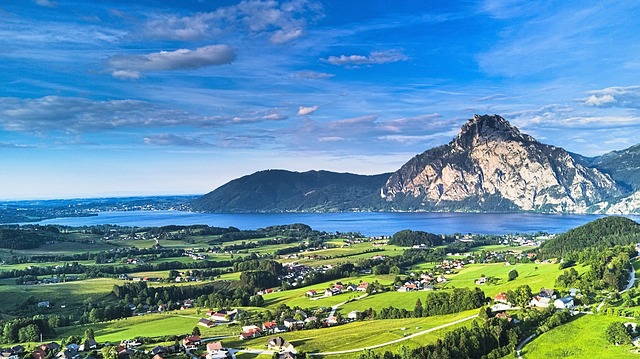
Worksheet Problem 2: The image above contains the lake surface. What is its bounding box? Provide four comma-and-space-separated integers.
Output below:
34, 211, 640, 236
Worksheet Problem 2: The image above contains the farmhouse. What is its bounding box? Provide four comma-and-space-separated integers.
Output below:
266, 337, 294, 352
181, 336, 201, 350
356, 282, 369, 292
239, 325, 262, 340
494, 292, 508, 303
198, 318, 216, 328
553, 296, 574, 309
205, 342, 227, 359
529, 296, 552, 308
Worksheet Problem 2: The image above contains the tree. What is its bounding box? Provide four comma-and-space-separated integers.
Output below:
508, 269, 518, 281
84, 328, 95, 341
506, 285, 532, 308
479, 306, 492, 321
101, 346, 118, 359
192, 326, 201, 336
413, 299, 423, 317
605, 322, 631, 345
18, 324, 40, 342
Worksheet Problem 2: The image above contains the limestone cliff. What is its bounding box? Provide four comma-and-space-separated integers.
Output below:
381, 114, 624, 212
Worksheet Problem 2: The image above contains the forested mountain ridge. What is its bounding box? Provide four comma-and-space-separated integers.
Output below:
191, 170, 391, 212
539, 216, 640, 258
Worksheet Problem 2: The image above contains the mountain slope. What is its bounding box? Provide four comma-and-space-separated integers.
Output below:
192, 170, 391, 212
381, 115, 625, 212
591, 143, 640, 191
539, 216, 640, 257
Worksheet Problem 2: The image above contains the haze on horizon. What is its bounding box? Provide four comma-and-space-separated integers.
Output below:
1, 0, 640, 200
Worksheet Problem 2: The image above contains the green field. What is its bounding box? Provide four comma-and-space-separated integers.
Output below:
441, 262, 589, 298
224, 309, 478, 357
0, 277, 117, 309
262, 274, 396, 311
56, 310, 239, 343
523, 314, 640, 359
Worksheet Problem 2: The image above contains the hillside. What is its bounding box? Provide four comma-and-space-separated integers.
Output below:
539, 216, 640, 257
191, 170, 391, 212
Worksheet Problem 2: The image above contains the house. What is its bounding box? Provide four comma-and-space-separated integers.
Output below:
262, 321, 278, 333
475, 277, 487, 285
0, 349, 18, 359
57, 350, 80, 359
239, 326, 262, 340
356, 282, 369, 292
31, 350, 46, 359
210, 309, 237, 322
436, 275, 447, 283
324, 288, 341, 297
79, 339, 98, 351
306, 290, 317, 297
66, 344, 79, 352
150, 346, 168, 356
198, 318, 216, 328
283, 318, 296, 328
266, 337, 294, 352
347, 310, 360, 320
529, 296, 552, 308
494, 292, 508, 303
205, 342, 228, 359
553, 296, 574, 309
182, 336, 201, 350
37, 301, 50, 308
152, 355, 164, 359
345, 284, 357, 292
539, 288, 556, 299
274, 325, 288, 333
326, 316, 338, 325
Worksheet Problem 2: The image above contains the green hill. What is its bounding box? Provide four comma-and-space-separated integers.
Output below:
539, 216, 640, 257
192, 169, 391, 212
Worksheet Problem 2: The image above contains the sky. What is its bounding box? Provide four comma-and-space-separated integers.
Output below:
1, 0, 640, 200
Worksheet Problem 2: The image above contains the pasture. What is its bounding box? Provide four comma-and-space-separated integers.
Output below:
523, 314, 639, 359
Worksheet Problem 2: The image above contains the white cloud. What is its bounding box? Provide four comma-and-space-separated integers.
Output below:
111, 70, 141, 80
143, 0, 323, 44
318, 136, 344, 142
584, 94, 616, 107
144, 134, 213, 147
321, 50, 409, 67
109, 45, 235, 78
34, 0, 57, 7
582, 86, 640, 108
297, 105, 318, 116
293, 70, 334, 79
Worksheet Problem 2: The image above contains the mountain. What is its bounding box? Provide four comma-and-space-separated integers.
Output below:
191, 170, 391, 212
194, 114, 639, 214
590, 143, 640, 191
381, 114, 625, 212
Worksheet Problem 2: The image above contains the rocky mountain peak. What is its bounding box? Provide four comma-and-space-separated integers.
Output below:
382, 114, 624, 212
454, 114, 535, 149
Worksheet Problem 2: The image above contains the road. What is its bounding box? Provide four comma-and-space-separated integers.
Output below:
516, 334, 536, 359
329, 293, 368, 317
307, 314, 478, 356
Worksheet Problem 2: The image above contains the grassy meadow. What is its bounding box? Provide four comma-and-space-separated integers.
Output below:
523, 314, 640, 359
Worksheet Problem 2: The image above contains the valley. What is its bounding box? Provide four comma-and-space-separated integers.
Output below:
2, 217, 640, 358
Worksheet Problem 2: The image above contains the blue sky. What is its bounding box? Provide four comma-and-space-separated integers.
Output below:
1, 0, 640, 199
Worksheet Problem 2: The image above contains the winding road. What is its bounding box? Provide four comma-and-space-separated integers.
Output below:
307, 314, 478, 356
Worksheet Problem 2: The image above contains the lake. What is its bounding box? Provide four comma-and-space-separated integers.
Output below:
34, 211, 640, 236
